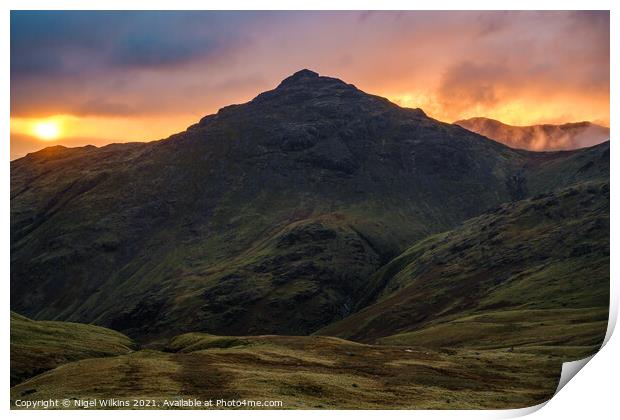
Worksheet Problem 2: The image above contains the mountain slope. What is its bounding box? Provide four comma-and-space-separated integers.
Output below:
523, 142, 609, 195
317, 181, 609, 357
455, 117, 609, 151
10, 311, 135, 386
10, 70, 609, 340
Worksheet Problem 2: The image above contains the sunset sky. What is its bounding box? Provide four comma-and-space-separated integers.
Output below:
10, 11, 610, 159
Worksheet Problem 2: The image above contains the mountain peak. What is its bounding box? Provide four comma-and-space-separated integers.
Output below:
191, 69, 427, 131
279, 69, 320, 86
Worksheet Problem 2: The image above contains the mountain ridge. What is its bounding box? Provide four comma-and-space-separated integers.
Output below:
455, 116, 609, 151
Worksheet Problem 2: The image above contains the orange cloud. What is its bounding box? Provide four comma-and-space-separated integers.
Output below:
10, 11, 609, 158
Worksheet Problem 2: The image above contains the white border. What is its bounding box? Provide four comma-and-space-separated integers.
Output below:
3, 2, 617, 419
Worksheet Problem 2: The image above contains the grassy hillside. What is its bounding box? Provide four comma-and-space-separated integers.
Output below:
317, 181, 609, 359
11, 312, 136, 386
378, 308, 607, 360
524, 141, 609, 196
11, 333, 561, 409
10, 180, 607, 409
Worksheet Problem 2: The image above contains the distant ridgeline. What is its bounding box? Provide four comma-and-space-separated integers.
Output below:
455, 117, 609, 151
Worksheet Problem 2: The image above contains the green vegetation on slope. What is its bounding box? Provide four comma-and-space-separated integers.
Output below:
378, 308, 607, 360
317, 181, 609, 361
524, 141, 609, 196
10, 311, 136, 386
11, 333, 561, 409
10, 180, 608, 408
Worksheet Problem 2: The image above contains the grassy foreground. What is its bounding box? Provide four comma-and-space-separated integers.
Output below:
11, 333, 561, 409
10, 312, 136, 386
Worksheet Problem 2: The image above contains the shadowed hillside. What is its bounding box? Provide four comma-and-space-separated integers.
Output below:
318, 181, 609, 359
10, 70, 609, 341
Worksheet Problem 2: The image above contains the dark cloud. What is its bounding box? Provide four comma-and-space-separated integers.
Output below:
110, 34, 215, 69
11, 11, 118, 79
10, 11, 251, 78
10, 10, 610, 129
10, 11, 259, 117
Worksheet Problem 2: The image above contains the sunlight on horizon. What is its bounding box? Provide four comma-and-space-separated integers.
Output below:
32, 120, 61, 141
9, 85, 610, 161
11, 114, 197, 144
387, 92, 610, 128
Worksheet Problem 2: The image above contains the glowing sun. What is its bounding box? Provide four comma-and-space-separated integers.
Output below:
33, 121, 61, 140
